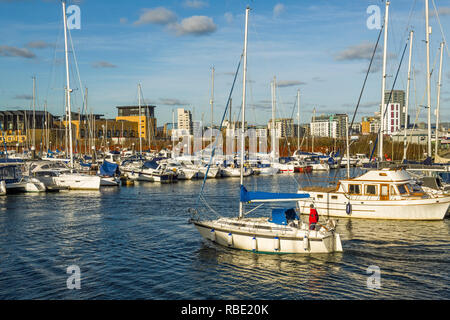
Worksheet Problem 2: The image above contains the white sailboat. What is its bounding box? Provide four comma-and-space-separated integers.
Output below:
190, 7, 342, 254
55, 0, 100, 190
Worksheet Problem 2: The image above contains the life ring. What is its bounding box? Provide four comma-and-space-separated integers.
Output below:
346, 202, 352, 215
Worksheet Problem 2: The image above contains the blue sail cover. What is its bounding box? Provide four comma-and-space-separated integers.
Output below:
269, 208, 299, 225
100, 161, 119, 177
240, 185, 309, 203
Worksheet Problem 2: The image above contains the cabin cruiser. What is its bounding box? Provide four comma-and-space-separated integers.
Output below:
221, 165, 253, 177
163, 160, 199, 180
355, 153, 370, 167
122, 158, 177, 183
272, 158, 295, 173
297, 168, 450, 220
0, 163, 46, 193
28, 160, 100, 190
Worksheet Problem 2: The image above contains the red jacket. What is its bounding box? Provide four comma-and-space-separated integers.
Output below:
309, 208, 319, 224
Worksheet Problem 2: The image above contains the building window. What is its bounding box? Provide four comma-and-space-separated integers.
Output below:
80, 129, 85, 138
130, 130, 135, 138
107, 130, 111, 138
98, 130, 103, 138
123, 130, 128, 137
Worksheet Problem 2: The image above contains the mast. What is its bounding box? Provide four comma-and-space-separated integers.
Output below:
32, 76, 36, 152
297, 89, 300, 151
210, 66, 214, 132
138, 83, 142, 155
425, 0, 432, 157
312, 107, 315, 153
403, 30, 414, 161
435, 41, 444, 159
346, 116, 350, 178
379, 0, 389, 161
271, 76, 276, 162
62, 0, 74, 168
172, 109, 175, 156
239, 6, 249, 219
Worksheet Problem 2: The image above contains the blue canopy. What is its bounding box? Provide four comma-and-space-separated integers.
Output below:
240, 185, 309, 203
100, 160, 119, 177
269, 208, 299, 225
143, 160, 159, 170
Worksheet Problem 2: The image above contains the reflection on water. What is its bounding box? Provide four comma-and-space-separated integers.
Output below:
0, 170, 449, 299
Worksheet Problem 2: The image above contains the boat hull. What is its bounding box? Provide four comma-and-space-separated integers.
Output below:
297, 191, 450, 220
57, 174, 101, 190
192, 218, 342, 254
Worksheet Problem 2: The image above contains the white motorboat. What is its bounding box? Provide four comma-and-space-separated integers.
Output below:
221, 166, 253, 177
190, 7, 342, 254
164, 161, 199, 180
123, 159, 177, 183
29, 161, 100, 190
297, 168, 450, 220
0, 164, 46, 193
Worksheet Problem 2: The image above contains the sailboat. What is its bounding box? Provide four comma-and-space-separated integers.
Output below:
51, 0, 100, 190
190, 7, 342, 254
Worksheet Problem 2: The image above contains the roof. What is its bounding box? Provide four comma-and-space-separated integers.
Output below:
350, 169, 413, 183
116, 105, 156, 109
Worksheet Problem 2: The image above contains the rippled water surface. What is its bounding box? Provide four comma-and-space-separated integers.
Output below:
0, 169, 449, 299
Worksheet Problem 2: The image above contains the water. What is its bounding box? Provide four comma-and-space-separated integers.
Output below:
0, 169, 449, 299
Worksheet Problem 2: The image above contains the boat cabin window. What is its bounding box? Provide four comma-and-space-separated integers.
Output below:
390, 185, 397, 195
397, 184, 409, 195
317, 194, 323, 199
348, 184, 361, 194
365, 185, 377, 195
331, 195, 338, 200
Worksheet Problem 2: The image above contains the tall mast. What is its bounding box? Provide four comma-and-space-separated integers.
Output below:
403, 30, 414, 161
379, 0, 390, 161
425, 0, 432, 157
239, 6, 249, 219
297, 89, 300, 151
62, 0, 74, 168
32, 76, 36, 152
435, 42, 444, 159
312, 107, 315, 152
138, 83, 142, 155
210, 66, 214, 132
271, 76, 276, 162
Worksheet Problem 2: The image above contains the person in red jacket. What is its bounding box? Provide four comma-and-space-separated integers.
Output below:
309, 204, 319, 230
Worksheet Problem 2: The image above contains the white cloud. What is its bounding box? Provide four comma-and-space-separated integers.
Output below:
26, 41, 52, 49
277, 80, 306, 87
92, 61, 117, 68
273, 3, 285, 18
224, 12, 233, 24
183, 0, 208, 9
0, 45, 35, 59
134, 7, 177, 26
430, 7, 450, 17
168, 16, 217, 36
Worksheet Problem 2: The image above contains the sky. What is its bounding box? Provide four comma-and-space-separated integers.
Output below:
1, 0, 450, 127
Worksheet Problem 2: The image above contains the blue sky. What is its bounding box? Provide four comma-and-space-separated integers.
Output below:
1, 0, 450, 127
